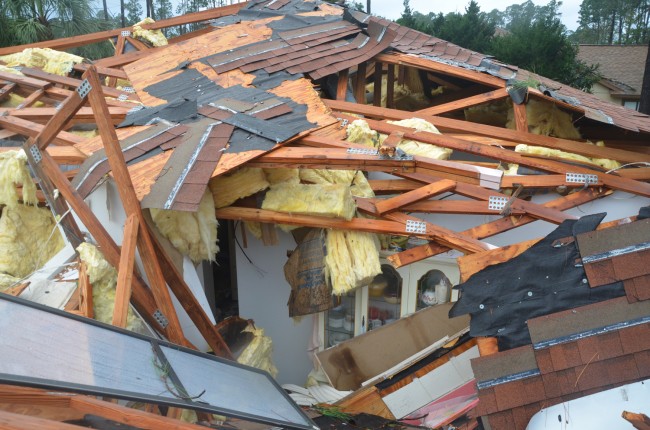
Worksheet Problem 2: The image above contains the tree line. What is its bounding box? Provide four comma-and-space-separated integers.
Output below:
0, 0, 230, 58
397, 0, 650, 91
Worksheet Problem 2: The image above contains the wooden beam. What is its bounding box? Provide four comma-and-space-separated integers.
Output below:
375, 52, 506, 88
501, 174, 604, 189
112, 214, 139, 328
0, 106, 128, 125
0, 83, 16, 102
36, 149, 173, 339
374, 179, 456, 215
14, 88, 45, 109
0, 116, 86, 146
83, 66, 189, 347
0, 146, 86, 164
125, 36, 151, 51
324, 99, 650, 164
78, 261, 93, 319
70, 396, 209, 430
0, 409, 85, 429
146, 212, 233, 359
458, 238, 540, 282
512, 100, 528, 132
395, 199, 526, 215
387, 187, 608, 267
335, 112, 650, 198
416, 87, 509, 116
336, 69, 349, 101
381, 211, 492, 254
0, 3, 247, 55
73, 64, 128, 80
355, 62, 367, 104
386, 64, 395, 109
20, 67, 138, 102
373, 61, 382, 107
216, 206, 435, 239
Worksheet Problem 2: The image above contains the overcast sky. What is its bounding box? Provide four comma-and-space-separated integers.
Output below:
369, 0, 582, 31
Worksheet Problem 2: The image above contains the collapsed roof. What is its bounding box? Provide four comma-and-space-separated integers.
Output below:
1, 0, 650, 427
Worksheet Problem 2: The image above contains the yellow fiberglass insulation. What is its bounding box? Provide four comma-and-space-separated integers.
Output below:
346, 119, 379, 147
350, 171, 374, 198
133, 18, 168, 47
0, 48, 83, 76
150, 191, 219, 263
237, 324, 278, 378
387, 118, 453, 160
507, 99, 581, 140
299, 168, 356, 186
0, 149, 37, 208
244, 221, 262, 240
209, 167, 270, 208
77, 242, 146, 332
0, 273, 21, 292
0, 204, 64, 278
262, 183, 356, 221
515, 143, 621, 171
325, 229, 381, 295
263, 168, 300, 185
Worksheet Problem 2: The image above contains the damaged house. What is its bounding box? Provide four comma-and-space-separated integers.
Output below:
0, 0, 650, 428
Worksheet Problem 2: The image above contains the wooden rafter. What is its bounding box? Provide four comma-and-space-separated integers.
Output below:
324, 99, 650, 165
373, 179, 456, 215
0, 3, 247, 55
416, 87, 509, 116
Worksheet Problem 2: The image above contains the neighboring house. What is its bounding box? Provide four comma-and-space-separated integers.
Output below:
577, 44, 648, 111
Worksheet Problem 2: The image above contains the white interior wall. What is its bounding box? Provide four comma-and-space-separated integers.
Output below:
79, 181, 214, 351
234, 227, 315, 385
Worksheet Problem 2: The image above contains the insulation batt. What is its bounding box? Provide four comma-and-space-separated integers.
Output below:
350, 171, 374, 198
262, 183, 356, 221
506, 98, 582, 140
299, 168, 356, 186
0, 150, 37, 207
515, 143, 621, 171
0, 273, 21, 292
387, 118, 453, 160
209, 167, 270, 208
263, 168, 300, 185
132, 18, 168, 47
0, 204, 64, 278
325, 229, 381, 295
237, 324, 278, 378
0, 48, 83, 76
77, 243, 146, 333
150, 191, 219, 263
346, 119, 379, 147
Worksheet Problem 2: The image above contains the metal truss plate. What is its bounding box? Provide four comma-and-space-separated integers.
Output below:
29, 144, 42, 164
488, 195, 508, 211
566, 172, 598, 184
121, 30, 131, 37
76, 79, 92, 99
153, 309, 169, 328
405, 220, 426, 234
122, 86, 135, 93
347, 147, 378, 156
117, 94, 128, 101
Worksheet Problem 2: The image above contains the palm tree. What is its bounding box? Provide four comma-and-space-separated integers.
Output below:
1, 0, 103, 46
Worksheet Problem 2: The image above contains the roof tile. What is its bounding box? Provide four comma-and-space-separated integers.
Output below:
475, 386, 498, 416
619, 323, 650, 354
634, 350, 650, 378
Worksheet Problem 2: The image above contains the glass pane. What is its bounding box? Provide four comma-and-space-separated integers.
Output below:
416, 269, 453, 312
367, 264, 402, 331
0, 294, 317, 430
325, 293, 354, 347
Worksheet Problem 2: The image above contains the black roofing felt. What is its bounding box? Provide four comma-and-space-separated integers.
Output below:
449, 213, 626, 350
143, 68, 224, 106
118, 97, 199, 127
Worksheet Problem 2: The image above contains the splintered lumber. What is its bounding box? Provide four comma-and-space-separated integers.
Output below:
622, 411, 650, 430
511, 100, 528, 132
458, 238, 540, 282
374, 179, 456, 214
336, 386, 395, 419
416, 87, 509, 116
78, 262, 93, 319
387, 187, 609, 267
113, 214, 139, 328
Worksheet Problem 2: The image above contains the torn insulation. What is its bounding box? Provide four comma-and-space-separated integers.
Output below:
209, 167, 270, 208
150, 191, 219, 263
262, 183, 356, 221
324, 229, 381, 295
